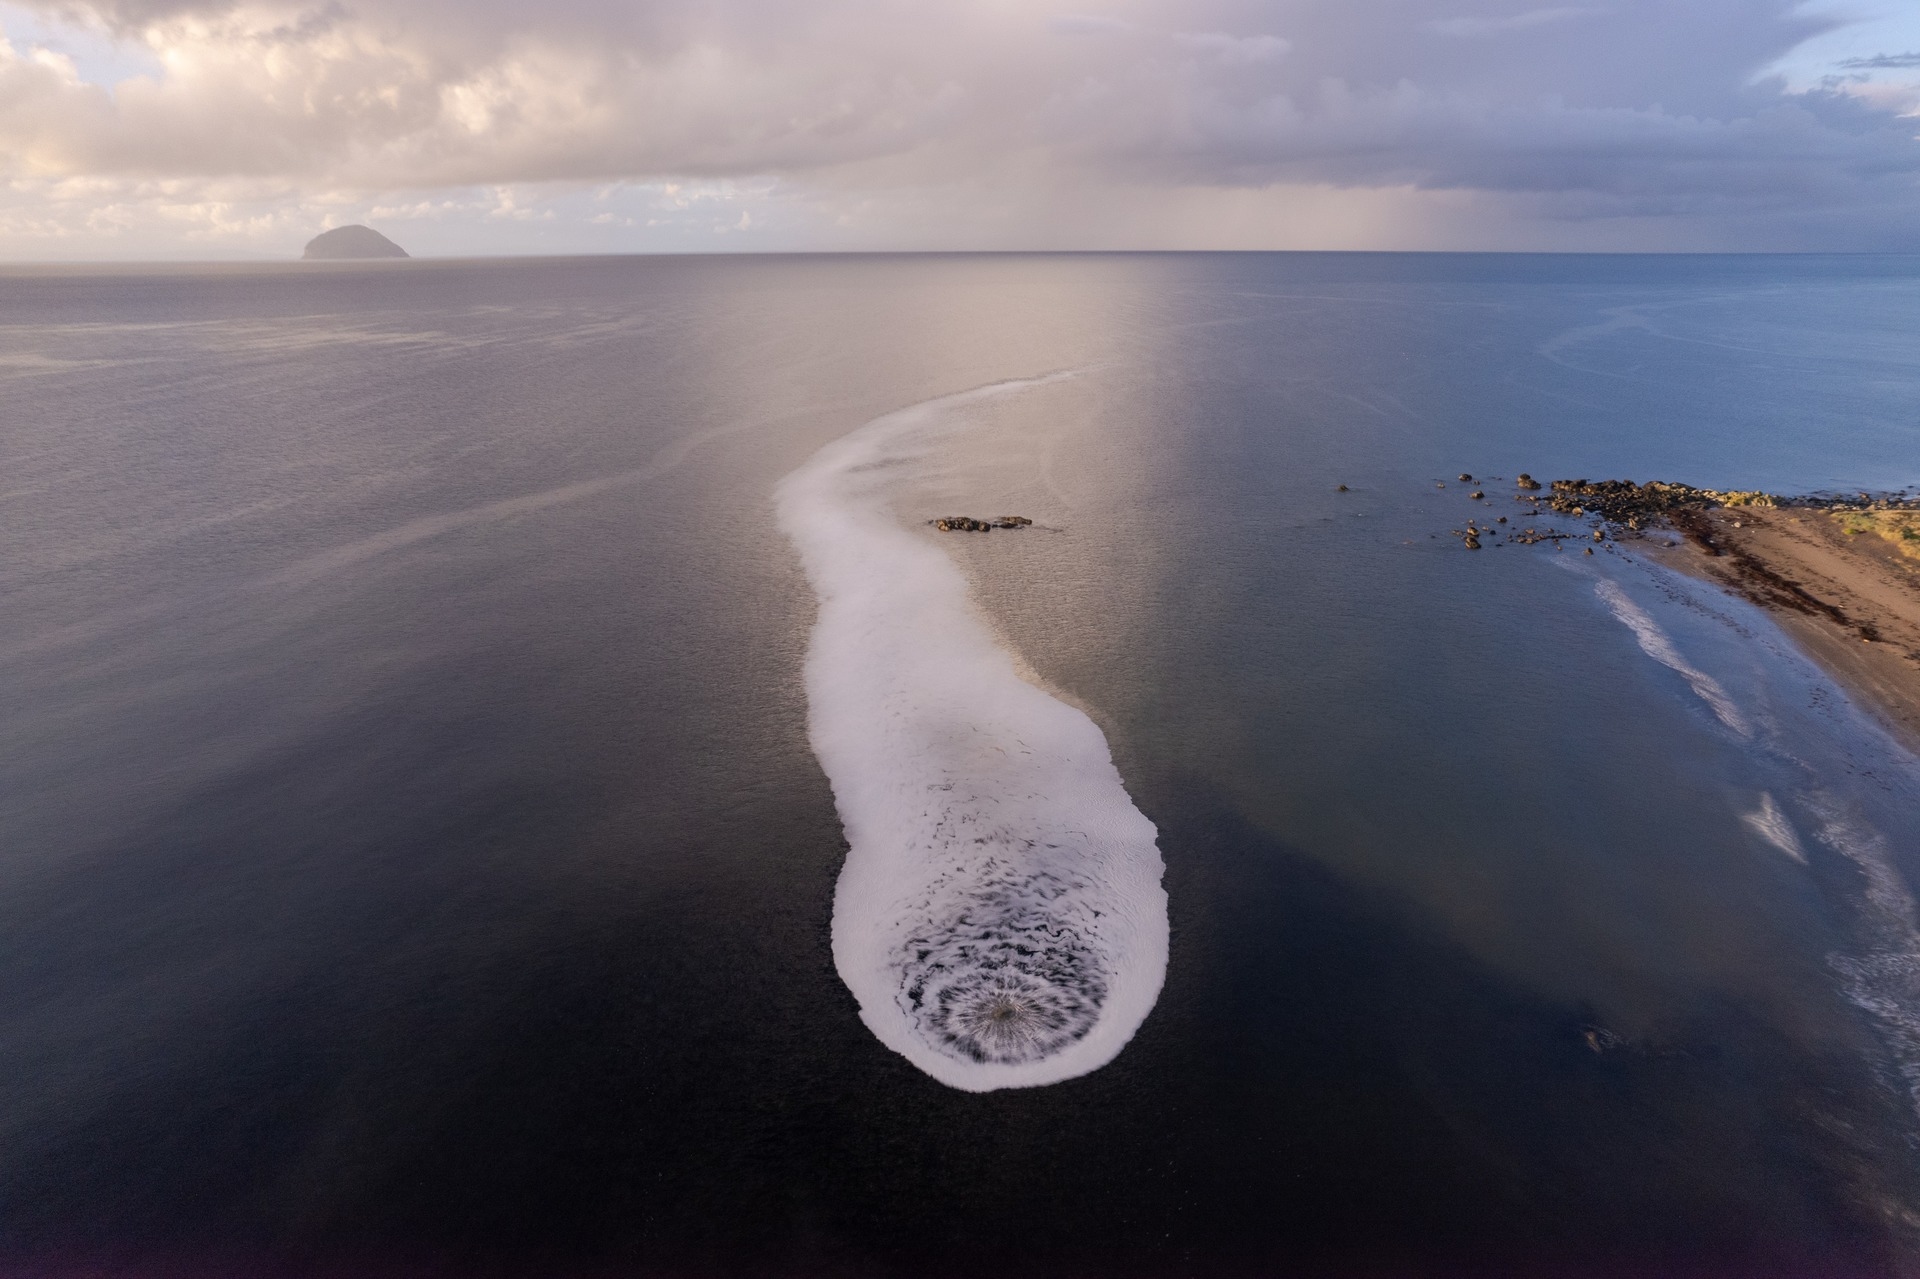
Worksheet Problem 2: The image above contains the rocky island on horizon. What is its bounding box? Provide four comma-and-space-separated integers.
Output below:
301, 225, 409, 260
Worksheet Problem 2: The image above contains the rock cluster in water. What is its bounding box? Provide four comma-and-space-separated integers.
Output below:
1440, 474, 1763, 552
929, 515, 1033, 533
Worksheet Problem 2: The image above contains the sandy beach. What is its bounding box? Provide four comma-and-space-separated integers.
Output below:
1643, 504, 1920, 752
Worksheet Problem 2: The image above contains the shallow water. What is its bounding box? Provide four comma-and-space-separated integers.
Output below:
4, 253, 1920, 1275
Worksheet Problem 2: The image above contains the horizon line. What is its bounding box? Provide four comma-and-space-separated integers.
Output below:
5, 246, 1920, 268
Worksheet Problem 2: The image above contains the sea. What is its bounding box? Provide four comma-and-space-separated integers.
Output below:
4, 252, 1920, 1277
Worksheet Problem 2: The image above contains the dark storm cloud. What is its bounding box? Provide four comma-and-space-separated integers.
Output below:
0, 0, 1916, 246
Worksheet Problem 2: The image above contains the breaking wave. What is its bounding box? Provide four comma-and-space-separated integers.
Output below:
1742, 792, 1808, 863
1593, 577, 1750, 736
775, 377, 1169, 1092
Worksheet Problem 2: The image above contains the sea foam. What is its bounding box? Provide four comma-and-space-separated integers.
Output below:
1742, 792, 1808, 863
1592, 577, 1749, 737
775, 377, 1169, 1091
1592, 563, 1920, 1118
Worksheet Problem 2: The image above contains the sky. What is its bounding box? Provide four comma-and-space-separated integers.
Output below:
0, 0, 1916, 258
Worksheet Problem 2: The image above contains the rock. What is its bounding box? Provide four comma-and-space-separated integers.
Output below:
1337, 484, 1349, 492
302, 225, 409, 260
929, 514, 1031, 533
1592, 529, 1605, 541
1497, 516, 1507, 524
1470, 491, 1484, 500
1543, 479, 1785, 536
1459, 473, 1474, 482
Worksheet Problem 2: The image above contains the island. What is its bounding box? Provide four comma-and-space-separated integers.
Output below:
301, 225, 409, 260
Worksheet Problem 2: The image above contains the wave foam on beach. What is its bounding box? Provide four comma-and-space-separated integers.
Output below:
1742, 793, 1809, 863
1592, 561, 1920, 1123
1811, 794, 1920, 1117
1592, 576, 1750, 736
775, 377, 1169, 1092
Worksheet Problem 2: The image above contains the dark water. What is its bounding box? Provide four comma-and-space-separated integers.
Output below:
5, 254, 1920, 1276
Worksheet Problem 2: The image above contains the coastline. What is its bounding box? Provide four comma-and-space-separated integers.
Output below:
1638, 504, 1920, 754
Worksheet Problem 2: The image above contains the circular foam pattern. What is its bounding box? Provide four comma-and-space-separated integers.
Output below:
924, 966, 1106, 1065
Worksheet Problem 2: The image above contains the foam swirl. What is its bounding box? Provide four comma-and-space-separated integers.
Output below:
775, 377, 1169, 1091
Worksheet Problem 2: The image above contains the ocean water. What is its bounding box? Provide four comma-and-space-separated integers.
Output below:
4, 253, 1920, 1276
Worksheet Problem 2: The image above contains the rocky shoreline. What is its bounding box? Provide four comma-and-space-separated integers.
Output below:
1442, 473, 1920, 750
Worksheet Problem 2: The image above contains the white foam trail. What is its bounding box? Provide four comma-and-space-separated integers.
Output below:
1592, 577, 1750, 736
1742, 792, 1807, 863
775, 377, 1169, 1092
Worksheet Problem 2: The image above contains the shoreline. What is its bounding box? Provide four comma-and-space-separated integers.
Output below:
1635, 504, 1920, 755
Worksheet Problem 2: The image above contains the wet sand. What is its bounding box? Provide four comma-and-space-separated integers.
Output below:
1643, 506, 1920, 752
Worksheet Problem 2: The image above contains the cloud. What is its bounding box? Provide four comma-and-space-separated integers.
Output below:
1837, 51, 1920, 70
1427, 7, 1604, 37
0, 0, 1912, 254
1175, 32, 1291, 64
1048, 14, 1133, 37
